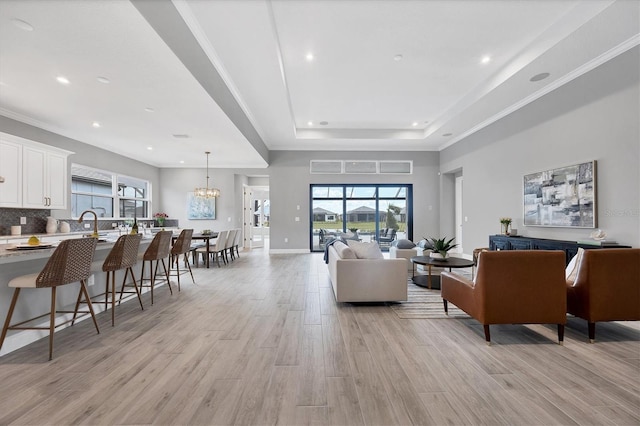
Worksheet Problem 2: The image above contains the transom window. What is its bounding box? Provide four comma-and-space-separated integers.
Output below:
71, 164, 151, 219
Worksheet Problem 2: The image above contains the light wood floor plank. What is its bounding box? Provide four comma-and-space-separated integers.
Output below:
0, 250, 637, 426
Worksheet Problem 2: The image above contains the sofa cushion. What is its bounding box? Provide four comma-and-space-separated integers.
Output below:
565, 247, 585, 283
333, 241, 356, 259
347, 240, 384, 259
393, 239, 416, 249
417, 239, 429, 249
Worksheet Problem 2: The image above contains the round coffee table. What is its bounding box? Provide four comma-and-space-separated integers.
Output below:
410, 256, 475, 289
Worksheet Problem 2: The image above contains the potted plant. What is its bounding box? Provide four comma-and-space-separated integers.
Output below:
154, 212, 168, 227
425, 236, 458, 259
500, 217, 512, 235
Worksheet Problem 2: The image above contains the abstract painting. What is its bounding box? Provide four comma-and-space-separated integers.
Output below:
523, 161, 596, 228
187, 192, 216, 220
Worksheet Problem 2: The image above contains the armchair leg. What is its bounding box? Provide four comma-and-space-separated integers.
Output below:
443, 299, 448, 315
483, 325, 491, 345
558, 324, 565, 345
588, 322, 596, 343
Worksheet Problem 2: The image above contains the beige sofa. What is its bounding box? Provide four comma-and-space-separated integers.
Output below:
327, 241, 408, 302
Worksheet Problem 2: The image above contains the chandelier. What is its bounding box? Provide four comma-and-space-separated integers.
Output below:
194, 151, 220, 198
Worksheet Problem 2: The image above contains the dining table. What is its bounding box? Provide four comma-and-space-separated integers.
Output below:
172, 232, 218, 268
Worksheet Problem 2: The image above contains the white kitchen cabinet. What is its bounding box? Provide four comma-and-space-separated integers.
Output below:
0, 139, 22, 207
0, 132, 73, 209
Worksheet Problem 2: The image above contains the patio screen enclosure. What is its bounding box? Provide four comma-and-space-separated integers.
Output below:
310, 184, 413, 252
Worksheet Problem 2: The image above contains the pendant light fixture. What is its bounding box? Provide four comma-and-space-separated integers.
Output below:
194, 151, 220, 198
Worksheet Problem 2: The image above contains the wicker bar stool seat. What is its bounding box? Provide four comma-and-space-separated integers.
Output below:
170, 229, 195, 290
100, 233, 143, 326
0, 238, 100, 360
139, 231, 173, 305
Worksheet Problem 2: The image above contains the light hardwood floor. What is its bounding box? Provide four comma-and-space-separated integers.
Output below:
0, 248, 638, 425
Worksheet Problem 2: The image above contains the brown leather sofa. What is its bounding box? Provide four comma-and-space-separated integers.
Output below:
441, 250, 566, 345
567, 248, 640, 342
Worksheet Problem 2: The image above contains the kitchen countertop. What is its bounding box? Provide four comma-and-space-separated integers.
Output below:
0, 234, 153, 265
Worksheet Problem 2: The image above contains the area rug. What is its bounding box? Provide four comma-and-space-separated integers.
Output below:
390, 282, 470, 319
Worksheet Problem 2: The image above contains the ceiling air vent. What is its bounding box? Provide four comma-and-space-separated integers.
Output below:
310, 160, 342, 174
379, 161, 412, 174
344, 161, 377, 174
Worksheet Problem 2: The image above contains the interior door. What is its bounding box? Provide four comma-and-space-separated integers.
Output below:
243, 187, 255, 248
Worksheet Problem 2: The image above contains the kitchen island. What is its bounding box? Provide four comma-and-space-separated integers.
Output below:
0, 233, 153, 356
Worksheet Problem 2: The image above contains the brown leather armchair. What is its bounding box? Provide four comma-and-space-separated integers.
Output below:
441, 250, 567, 345
567, 248, 640, 342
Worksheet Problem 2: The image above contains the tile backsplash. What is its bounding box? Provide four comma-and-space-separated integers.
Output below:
0, 209, 179, 235
0, 208, 50, 235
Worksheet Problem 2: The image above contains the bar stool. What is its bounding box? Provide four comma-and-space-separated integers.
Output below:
170, 229, 195, 290
0, 238, 100, 360
101, 233, 143, 326
139, 230, 173, 305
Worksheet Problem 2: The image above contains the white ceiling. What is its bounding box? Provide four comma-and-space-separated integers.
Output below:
0, 0, 638, 168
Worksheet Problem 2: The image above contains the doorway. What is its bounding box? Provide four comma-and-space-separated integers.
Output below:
243, 185, 269, 250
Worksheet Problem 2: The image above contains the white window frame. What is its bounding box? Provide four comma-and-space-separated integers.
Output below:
71, 163, 152, 219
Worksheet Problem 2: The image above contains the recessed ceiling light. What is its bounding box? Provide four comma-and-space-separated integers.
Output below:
96, 76, 110, 84
443, 133, 453, 137
307, 121, 313, 126
92, 121, 101, 128
481, 55, 491, 64
144, 107, 155, 113
179, 160, 185, 164
56, 76, 70, 85
147, 146, 153, 151
394, 54, 403, 61
11, 18, 33, 31
306, 53, 314, 61
412, 122, 418, 127
530, 72, 550, 82
319, 121, 329, 126
172, 134, 189, 139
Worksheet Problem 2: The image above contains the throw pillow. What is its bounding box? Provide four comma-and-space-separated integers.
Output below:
333, 241, 356, 259
347, 240, 384, 259
565, 247, 585, 283
395, 239, 416, 249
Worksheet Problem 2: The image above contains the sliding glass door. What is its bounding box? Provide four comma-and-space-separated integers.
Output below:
310, 184, 412, 251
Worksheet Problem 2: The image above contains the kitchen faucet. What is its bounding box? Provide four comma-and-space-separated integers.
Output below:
78, 210, 99, 238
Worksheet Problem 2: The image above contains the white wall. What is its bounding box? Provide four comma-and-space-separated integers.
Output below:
266, 150, 441, 252
440, 47, 640, 252
159, 167, 240, 232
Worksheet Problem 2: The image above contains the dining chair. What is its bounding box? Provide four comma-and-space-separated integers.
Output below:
224, 229, 237, 262
232, 228, 242, 259
196, 230, 228, 268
